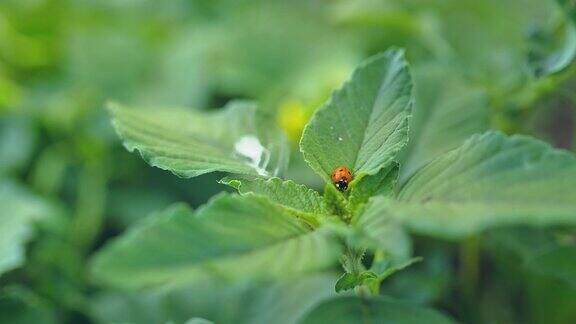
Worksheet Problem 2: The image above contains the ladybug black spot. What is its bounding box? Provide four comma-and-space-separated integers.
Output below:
336, 179, 348, 191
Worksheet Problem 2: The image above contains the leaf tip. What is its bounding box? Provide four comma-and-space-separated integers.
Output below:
219, 177, 241, 190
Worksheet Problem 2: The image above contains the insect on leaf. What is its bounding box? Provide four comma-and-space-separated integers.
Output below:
300, 48, 413, 184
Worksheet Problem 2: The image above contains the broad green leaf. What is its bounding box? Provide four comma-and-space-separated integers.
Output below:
220, 176, 329, 216
389, 131, 576, 239
91, 196, 342, 288
300, 296, 454, 324
300, 49, 413, 183
347, 162, 398, 212
351, 196, 412, 264
90, 275, 337, 324
109, 100, 289, 178
525, 245, 576, 287
400, 64, 488, 182
0, 180, 56, 276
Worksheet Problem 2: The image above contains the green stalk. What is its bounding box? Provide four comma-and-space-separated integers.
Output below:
70, 163, 107, 252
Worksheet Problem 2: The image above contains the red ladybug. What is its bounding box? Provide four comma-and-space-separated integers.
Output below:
331, 166, 353, 191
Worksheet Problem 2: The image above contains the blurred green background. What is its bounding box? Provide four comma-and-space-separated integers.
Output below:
1, 0, 575, 323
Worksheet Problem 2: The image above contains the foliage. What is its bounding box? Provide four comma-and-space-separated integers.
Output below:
1, 0, 576, 323
95, 47, 576, 321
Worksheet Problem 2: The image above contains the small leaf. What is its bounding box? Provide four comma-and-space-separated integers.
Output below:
335, 271, 377, 293
0, 180, 57, 277
334, 272, 358, 293
220, 176, 329, 216
108, 100, 289, 178
91, 195, 342, 288
370, 257, 423, 281
300, 296, 455, 324
389, 131, 576, 239
526, 10, 576, 77
300, 49, 413, 183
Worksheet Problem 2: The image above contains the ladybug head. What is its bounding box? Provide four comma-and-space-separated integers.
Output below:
335, 178, 348, 191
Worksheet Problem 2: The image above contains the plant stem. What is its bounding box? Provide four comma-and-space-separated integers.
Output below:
458, 235, 481, 321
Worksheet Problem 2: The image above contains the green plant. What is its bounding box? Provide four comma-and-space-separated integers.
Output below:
90, 48, 576, 323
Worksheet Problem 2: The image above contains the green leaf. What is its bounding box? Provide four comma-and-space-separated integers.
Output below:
347, 162, 398, 213
487, 228, 576, 287
525, 245, 576, 287
335, 249, 420, 293
527, 8, 576, 77
337, 257, 423, 295
0, 116, 36, 176
90, 275, 337, 324
368, 257, 423, 292
390, 131, 576, 239
108, 100, 289, 178
323, 183, 351, 219
380, 248, 452, 305
400, 64, 488, 182
300, 49, 413, 183
91, 195, 342, 288
558, 0, 576, 23
351, 196, 412, 264
0, 180, 57, 277
186, 318, 214, 324
300, 296, 454, 324
371, 257, 422, 278
0, 287, 57, 324
525, 0, 576, 77
335, 271, 377, 293
220, 176, 329, 216
485, 227, 558, 261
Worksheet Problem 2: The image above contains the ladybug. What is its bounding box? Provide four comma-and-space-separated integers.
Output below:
331, 166, 353, 191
